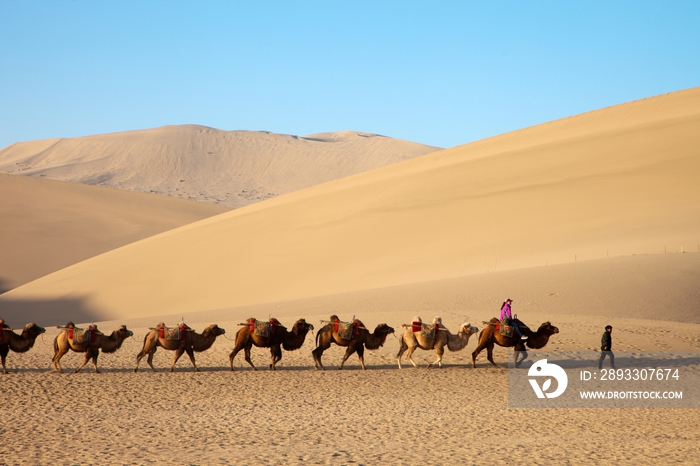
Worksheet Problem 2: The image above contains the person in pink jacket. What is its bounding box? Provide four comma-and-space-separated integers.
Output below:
500, 298, 527, 340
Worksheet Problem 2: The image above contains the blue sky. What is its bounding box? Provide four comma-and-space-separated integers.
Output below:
1, 1, 698, 149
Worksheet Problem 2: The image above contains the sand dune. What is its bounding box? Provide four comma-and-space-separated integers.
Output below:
1, 88, 697, 323
0, 174, 228, 293
0, 126, 440, 208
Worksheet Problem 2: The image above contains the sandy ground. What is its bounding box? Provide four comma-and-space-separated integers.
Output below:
2, 254, 699, 465
2, 318, 698, 465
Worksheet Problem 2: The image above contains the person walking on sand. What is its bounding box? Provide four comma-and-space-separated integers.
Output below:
598, 325, 615, 369
500, 298, 527, 340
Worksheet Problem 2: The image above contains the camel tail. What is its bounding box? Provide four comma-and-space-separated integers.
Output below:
51, 335, 59, 361
135, 333, 149, 359
396, 333, 408, 357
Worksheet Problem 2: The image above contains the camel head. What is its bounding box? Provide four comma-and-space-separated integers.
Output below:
460, 323, 479, 336
203, 324, 226, 337
24, 323, 46, 336
374, 323, 395, 336
538, 321, 559, 336
292, 318, 314, 333
116, 325, 133, 339
433, 316, 443, 326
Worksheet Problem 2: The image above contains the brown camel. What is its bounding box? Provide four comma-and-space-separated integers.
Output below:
134, 323, 226, 372
312, 316, 395, 370
471, 318, 559, 368
229, 318, 314, 371
396, 319, 479, 369
0, 322, 46, 374
52, 322, 133, 373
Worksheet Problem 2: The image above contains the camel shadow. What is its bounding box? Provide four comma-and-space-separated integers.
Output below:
512, 352, 700, 370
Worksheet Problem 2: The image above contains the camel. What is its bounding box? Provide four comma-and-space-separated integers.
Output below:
134, 323, 226, 372
52, 322, 133, 373
312, 316, 395, 370
471, 318, 559, 368
396, 318, 479, 369
0, 322, 46, 374
229, 318, 314, 371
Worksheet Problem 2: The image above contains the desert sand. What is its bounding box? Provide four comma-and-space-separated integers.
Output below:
2, 254, 700, 464
1, 88, 699, 464
0, 127, 440, 208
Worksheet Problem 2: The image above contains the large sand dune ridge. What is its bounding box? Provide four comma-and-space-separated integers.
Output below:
1, 88, 697, 323
0, 127, 440, 208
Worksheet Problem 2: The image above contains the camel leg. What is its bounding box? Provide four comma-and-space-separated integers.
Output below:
134, 348, 145, 372
228, 345, 243, 371
170, 348, 185, 372
486, 343, 499, 368
53, 347, 69, 373
514, 348, 528, 368
135, 342, 156, 373
269, 345, 282, 370
146, 348, 157, 372
1, 346, 8, 374
471, 338, 489, 368
428, 345, 444, 369
405, 345, 419, 368
91, 350, 100, 373
356, 345, 366, 371
339, 344, 358, 370
74, 351, 91, 373
312, 341, 331, 371
241, 346, 257, 371
396, 339, 407, 369
185, 347, 199, 372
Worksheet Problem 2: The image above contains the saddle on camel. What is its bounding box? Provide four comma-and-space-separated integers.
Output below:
244, 317, 285, 337
329, 315, 365, 340
402, 316, 442, 339
155, 322, 191, 341
62, 322, 101, 345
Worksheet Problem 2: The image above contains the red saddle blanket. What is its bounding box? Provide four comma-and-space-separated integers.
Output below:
69, 326, 97, 345
497, 319, 514, 338
157, 324, 188, 340
247, 318, 281, 337
333, 319, 363, 339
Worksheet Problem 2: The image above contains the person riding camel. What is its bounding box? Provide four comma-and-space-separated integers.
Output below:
500, 298, 527, 340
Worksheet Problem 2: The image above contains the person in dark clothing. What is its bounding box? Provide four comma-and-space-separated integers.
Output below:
598, 325, 615, 369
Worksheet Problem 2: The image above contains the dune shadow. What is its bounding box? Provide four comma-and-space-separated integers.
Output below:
0, 277, 11, 295
0, 295, 103, 328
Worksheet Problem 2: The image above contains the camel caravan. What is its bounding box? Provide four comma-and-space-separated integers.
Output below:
1, 300, 559, 373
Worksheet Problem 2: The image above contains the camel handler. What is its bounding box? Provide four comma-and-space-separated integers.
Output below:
500, 298, 527, 340
598, 325, 615, 369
